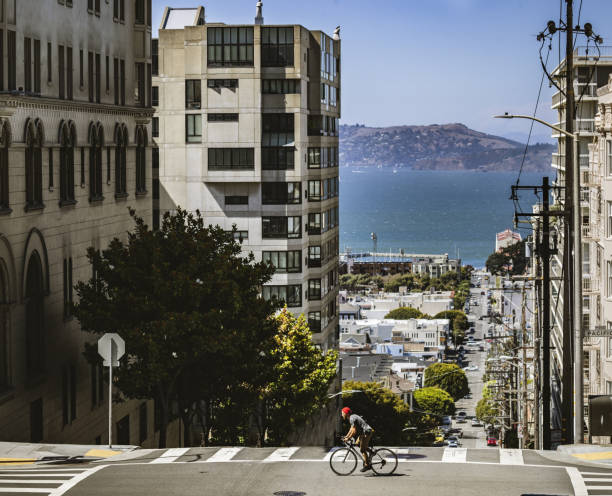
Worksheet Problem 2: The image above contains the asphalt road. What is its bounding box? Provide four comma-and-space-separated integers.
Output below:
6, 446, 606, 496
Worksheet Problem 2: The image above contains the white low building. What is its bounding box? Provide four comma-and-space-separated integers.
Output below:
340, 318, 449, 349
350, 291, 454, 320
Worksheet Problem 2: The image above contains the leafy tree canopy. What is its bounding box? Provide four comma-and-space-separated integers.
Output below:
413, 387, 455, 417
384, 307, 423, 319
424, 363, 469, 400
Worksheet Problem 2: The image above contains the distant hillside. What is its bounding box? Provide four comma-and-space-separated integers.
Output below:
340, 123, 555, 171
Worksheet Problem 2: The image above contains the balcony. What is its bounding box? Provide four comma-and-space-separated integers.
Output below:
552, 153, 564, 169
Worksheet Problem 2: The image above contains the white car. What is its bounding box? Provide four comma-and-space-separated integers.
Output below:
465, 365, 478, 371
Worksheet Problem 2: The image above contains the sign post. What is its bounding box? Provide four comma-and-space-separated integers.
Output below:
98, 333, 125, 448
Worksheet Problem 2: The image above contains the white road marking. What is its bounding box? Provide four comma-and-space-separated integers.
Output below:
583, 477, 612, 482
0, 474, 79, 477
0, 479, 66, 484
323, 448, 341, 461
0, 469, 88, 473
580, 471, 612, 476
566, 467, 588, 496
205, 447, 243, 462
264, 447, 300, 462
0, 489, 53, 493
442, 448, 467, 463
499, 448, 523, 465
48, 465, 107, 496
149, 447, 190, 464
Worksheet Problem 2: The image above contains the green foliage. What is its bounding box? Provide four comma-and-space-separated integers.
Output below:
453, 279, 471, 311
424, 363, 469, 400
434, 310, 468, 349
486, 240, 527, 276
261, 309, 338, 445
384, 307, 423, 319
342, 381, 414, 445
339, 273, 378, 290
475, 397, 499, 425
413, 387, 455, 417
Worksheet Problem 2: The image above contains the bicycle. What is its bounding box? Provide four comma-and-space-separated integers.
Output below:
329, 438, 398, 476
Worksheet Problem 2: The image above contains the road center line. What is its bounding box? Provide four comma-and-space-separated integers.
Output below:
150, 448, 190, 464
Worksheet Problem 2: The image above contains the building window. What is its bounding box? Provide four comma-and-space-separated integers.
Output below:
262, 113, 294, 146
308, 180, 321, 201
208, 113, 238, 122
59, 121, 76, 206
115, 124, 128, 197
262, 79, 300, 94
262, 147, 294, 170
135, 62, 145, 106
308, 279, 321, 300
152, 39, 158, 75
25, 252, 44, 379
185, 80, 201, 109
58, 45, 65, 99
608, 141, 612, 176
261, 27, 294, 67
63, 257, 73, 318
90, 363, 104, 408
152, 86, 158, 106
120, 59, 125, 105
25, 120, 43, 211
24, 37, 31, 92
152, 117, 159, 138
185, 114, 201, 143
207, 79, 238, 89
308, 148, 321, 169
262, 182, 301, 205
262, 285, 302, 307
225, 230, 248, 243
0, 123, 9, 213
79, 49, 84, 88
47, 42, 52, 83
308, 213, 321, 235
224, 195, 248, 205
89, 123, 104, 201
262, 251, 302, 274
308, 312, 321, 333
308, 246, 321, 267
135, 126, 147, 195
113, 58, 119, 105
262, 216, 301, 239
95, 53, 101, 103
207, 27, 254, 67
67, 47, 73, 100
207, 148, 254, 170
7, 30, 15, 91
106, 55, 110, 92
135, 0, 145, 24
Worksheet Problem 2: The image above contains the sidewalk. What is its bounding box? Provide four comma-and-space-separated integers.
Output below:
556, 444, 612, 464
0, 441, 138, 466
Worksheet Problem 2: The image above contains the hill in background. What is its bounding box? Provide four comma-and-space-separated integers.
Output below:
340, 123, 555, 171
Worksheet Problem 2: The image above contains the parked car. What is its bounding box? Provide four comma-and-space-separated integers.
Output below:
447, 441, 459, 448
441, 416, 452, 425
456, 417, 467, 424
487, 437, 498, 447
471, 419, 484, 427
457, 411, 466, 418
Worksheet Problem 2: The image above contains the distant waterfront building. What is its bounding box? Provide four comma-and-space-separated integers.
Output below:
495, 229, 521, 253
0, 1, 153, 445
340, 252, 460, 277
153, 5, 340, 350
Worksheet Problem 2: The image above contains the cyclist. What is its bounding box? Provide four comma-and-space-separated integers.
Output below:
341, 407, 373, 472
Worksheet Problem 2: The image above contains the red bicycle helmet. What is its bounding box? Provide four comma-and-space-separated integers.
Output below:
342, 407, 351, 415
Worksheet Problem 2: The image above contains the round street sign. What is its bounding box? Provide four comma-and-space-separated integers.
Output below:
98, 333, 125, 367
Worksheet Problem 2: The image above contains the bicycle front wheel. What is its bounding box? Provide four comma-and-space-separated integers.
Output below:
370, 448, 398, 475
329, 448, 358, 476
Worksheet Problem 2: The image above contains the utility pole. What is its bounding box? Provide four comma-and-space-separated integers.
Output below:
513, 177, 564, 449
521, 282, 529, 448
533, 221, 541, 450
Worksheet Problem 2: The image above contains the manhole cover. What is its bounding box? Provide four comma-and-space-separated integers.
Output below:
273, 492, 306, 496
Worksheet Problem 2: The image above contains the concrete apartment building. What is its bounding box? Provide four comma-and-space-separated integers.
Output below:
550, 48, 612, 439
153, 5, 341, 350
0, 0, 154, 445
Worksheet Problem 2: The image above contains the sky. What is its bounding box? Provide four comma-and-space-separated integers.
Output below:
152, 0, 612, 143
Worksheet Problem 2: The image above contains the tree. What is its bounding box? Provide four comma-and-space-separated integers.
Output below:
74, 208, 278, 447
486, 240, 527, 276
341, 381, 412, 445
413, 387, 455, 417
486, 252, 507, 275
434, 310, 468, 349
424, 363, 469, 400
258, 309, 338, 445
384, 307, 423, 319
476, 398, 499, 425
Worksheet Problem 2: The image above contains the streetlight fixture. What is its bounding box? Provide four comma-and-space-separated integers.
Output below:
494, 112, 583, 444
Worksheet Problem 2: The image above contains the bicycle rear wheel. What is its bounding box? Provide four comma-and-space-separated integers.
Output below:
370, 448, 398, 475
329, 448, 358, 476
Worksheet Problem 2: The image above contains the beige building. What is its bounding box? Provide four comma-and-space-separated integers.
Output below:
0, 0, 156, 446
153, 5, 341, 350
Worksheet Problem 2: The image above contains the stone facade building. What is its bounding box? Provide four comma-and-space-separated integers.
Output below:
153, 6, 341, 350
0, 0, 155, 445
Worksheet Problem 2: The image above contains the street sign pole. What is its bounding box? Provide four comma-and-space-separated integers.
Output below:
108, 340, 113, 449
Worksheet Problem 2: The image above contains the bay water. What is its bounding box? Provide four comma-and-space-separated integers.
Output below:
339, 168, 550, 268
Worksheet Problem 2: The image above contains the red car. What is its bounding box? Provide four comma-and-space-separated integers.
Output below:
487, 437, 498, 447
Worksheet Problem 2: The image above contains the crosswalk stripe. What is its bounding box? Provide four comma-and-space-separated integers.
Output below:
150, 448, 190, 464
264, 447, 300, 462
0, 479, 65, 484
442, 448, 467, 463
499, 448, 523, 465
579, 471, 612, 476
0, 489, 53, 493
583, 477, 612, 482
0, 474, 78, 478
206, 447, 243, 462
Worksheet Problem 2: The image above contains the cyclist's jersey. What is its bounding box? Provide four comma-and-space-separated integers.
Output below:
349, 414, 372, 435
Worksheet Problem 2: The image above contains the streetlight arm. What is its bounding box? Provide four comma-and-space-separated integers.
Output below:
493, 114, 577, 140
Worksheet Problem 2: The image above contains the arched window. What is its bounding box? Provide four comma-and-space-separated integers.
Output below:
25, 119, 43, 210
25, 252, 44, 378
89, 122, 104, 201
135, 126, 147, 194
0, 121, 11, 213
114, 123, 128, 197
0, 265, 9, 390
59, 121, 76, 205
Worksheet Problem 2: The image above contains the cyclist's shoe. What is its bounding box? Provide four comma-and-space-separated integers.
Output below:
360, 464, 372, 472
